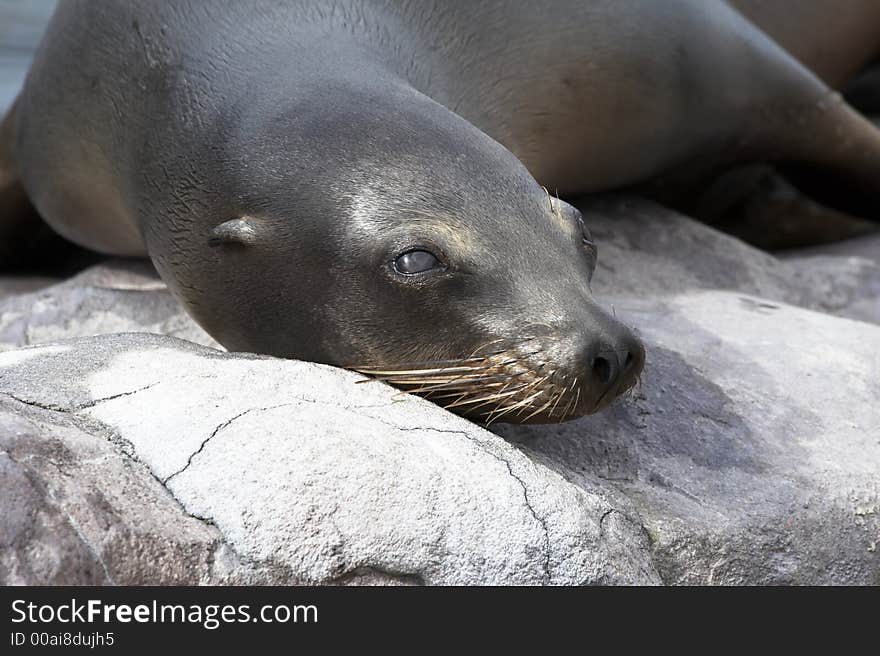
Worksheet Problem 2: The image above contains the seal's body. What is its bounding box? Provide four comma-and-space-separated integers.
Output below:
3, 1, 880, 422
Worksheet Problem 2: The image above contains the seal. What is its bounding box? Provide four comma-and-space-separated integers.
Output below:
3, 1, 880, 422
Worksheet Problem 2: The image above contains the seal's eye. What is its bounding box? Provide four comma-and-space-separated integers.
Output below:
393, 249, 443, 275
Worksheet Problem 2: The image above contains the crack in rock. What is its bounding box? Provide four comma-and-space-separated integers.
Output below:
502, 456, 552, 584
480, 449, 552, 584
599, 508, 616, 529
0, 393, 265, 582
75, 383, 160, 410
599, 507, 668, 585
3, 383, 158, 415
3, 393, 69, 414
3, 384, 558, 584
162, 403, 297, 485
354, 411, 554, 583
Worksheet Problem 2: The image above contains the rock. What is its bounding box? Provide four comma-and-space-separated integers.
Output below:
2, 2, 877, 587
0, 397, 248, 585
585, 196, 880, 325
0, 196, 877, 585
585, 196, 806, 303
0, 275, 60, 300
781, 233, 880, 325
785, 232, 880, 262
0, 335, 659, 585
0, 260, 220, 351
494, 291, 880, 584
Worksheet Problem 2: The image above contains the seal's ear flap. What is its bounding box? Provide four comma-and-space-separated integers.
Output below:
208, 217, 259, 247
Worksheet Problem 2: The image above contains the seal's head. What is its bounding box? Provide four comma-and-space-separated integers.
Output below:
346, 188, 646, 424
175, 75, 644, 424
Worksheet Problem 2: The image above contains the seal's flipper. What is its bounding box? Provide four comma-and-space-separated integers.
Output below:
694, 165, 878, 250
773, 98, 880, 223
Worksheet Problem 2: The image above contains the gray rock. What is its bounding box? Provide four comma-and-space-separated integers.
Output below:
0, 397, 250, 585
785, 232, 880, 262
782, 233, 880, 324
0, 275, 59, 300
0, 197, 877, 585
585, 196, 880, 325
585, 196, 805, 303
0, 260, 220, 351
2, 0, 877, 587
495, 291, 880, 584
0, 335, 659, 585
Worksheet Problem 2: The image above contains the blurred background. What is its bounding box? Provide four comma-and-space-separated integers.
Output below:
0, 0, 56, 114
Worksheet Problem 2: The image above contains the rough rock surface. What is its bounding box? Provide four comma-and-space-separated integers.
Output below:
1, 197, 879, 585
584, 196, 880, 325
0, 336, 658, 585
495, 291, 880, 584
3, 2, 879, 586
0, 260, 219, 351
782, 233, 880, 325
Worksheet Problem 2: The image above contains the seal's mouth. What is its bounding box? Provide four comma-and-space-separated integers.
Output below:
350, 336, 644, 424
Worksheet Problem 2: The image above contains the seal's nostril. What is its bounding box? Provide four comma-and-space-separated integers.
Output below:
624, 351, 634, 368
592, 356, 613, 384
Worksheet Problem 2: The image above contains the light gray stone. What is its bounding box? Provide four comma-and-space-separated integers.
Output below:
0, 196, 877, 585
0, 396, 251, 585
0, 335, 659, 585
782, 233, 880, 325
495, 291, 880, 584
584, 196, 880, 325
0, 260, 220, 351
0, 275, 59, 300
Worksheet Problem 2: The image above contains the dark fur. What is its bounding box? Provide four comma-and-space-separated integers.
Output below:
4, 1, 880, 421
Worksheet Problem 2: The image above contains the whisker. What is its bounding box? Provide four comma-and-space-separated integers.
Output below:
542, 185, 553, 213
463, 378, 525, 414
514, 375, 552, 417
356, 356, 527, 380
348, 334, 611, 425
549, 386, 566, 418
562, 392, 578, 420
468, 335, 539, 358
352, 355, 488, 369
424, 381, 527, 401
443, 385, 531, 410
375, 373, 500, 385
487, 390, 546, 424
522, 395, 557, 422
355, 364, 488, 377
398, 371, 530, 395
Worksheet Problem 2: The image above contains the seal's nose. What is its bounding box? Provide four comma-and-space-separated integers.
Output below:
586, 330, 645, 392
